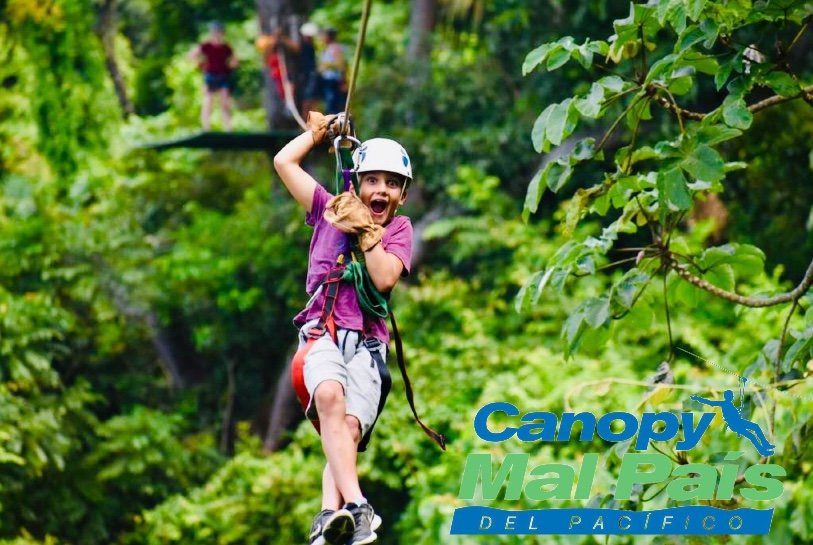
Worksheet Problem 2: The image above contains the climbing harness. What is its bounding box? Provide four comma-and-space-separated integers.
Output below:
290, 249, 446, 451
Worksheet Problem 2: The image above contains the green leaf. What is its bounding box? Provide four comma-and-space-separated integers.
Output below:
699, 244, 765, 278
657, 0, 675, 25
532, 103, 556, 152
699, 18, 719, 48
564, 190, 588, 235
722, 95, 753, 129
575, 83, 605, 118
695, 124, 742, 145
782, 326, 813, 373
523, 43, 556, 75
626, 98, 652, 129
617, 145, 659, 167
571, 138, 597, 162
675, 26, 704, 52
545, 161, 574, 193
597, 76, 627, 93
572, 43, 594, 69
687, 0, 708, 20
583, 296, 611, 327
667, 2, 687, 33
677, 53, 719, 75
575, 254, 597, 275
762, 71, 800, 98
523, 168, 546, 221
546, 99, 575, 146
715, 58, 735, 90
614, 269, 650, 309
668, 75, 693, 95
681, 144, 725, 182
532, 267, 555, 303
585, 40, 610, 55
705, 263, 735, 291
657, 167, 693, 218
547, 46, 572, 71
562, 309, 587, 355
646, 54, 677, 82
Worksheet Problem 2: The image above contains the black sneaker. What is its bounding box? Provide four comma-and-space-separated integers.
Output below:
344, 502, 379, 545
309, 508, 355, 545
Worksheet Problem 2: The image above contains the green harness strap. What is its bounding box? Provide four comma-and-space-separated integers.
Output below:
342, 250, 390, 319
334, 142, 360, 195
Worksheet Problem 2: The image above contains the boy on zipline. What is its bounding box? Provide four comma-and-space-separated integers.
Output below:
274, 113, 414, 545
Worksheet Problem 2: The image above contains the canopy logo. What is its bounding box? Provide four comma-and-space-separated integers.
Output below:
450, 387, 785, 536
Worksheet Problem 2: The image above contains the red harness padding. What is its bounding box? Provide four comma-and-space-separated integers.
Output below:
291, 265, 345, 433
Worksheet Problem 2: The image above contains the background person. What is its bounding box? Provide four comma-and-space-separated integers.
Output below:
318, 28, 347, 114
188, 21, 238, 131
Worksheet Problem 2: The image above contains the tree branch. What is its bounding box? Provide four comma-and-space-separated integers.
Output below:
750, 84, 813, 112
653, 84, 813, 120
667, 254, 813, 308
654, 95, 705, 120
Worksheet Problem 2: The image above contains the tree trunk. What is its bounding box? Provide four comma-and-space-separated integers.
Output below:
405, 0, 436, 124
220, 359, 237, 455
96, 0, 134, 118
407, 0, 436, 65
262, 348, 304, 453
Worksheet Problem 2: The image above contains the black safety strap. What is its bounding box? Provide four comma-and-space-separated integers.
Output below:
357, 337, 392, 452
388, 311, 446, 450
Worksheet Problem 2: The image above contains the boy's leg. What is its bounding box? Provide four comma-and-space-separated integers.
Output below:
343, 342, 388, 545
321, 463, 342, 510
313, 380, 364, 502
201, 89, 213, 130
219, 87, 232, 131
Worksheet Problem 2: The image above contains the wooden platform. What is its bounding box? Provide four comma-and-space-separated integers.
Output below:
141, 130, 299, 151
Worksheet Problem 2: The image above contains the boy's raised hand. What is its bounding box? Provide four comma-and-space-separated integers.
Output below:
324, 192, 383, 251
307, 111, 354, 146
306, 111, 349, 145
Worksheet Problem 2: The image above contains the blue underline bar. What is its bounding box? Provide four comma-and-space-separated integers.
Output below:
450, 506, 773, 535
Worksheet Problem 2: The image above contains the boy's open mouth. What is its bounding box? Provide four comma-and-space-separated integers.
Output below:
370, 198, 388, 215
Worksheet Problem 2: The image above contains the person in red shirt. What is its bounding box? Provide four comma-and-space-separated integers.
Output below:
188, 21, 238, 131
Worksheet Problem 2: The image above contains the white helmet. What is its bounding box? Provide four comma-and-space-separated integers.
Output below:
352, 138, 412, 181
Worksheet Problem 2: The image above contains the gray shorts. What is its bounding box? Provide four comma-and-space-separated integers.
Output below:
298, 319, 389, 440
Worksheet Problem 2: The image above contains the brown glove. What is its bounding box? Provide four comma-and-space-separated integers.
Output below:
307, 111, 353, 146
306, 111, 339, 145
324, 192, 384, 252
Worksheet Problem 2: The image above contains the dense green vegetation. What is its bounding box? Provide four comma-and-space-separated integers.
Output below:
0, 0, 811, 544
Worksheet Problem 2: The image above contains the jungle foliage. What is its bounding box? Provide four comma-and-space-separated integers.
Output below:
0, 0, 811, 544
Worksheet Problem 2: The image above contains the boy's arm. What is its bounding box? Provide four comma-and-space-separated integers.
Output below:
364, 244, 404, 293
273, 131, 319, 213
187, 44, 202, 61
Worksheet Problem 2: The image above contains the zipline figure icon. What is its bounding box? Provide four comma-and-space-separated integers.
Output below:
691, 378, 776, 457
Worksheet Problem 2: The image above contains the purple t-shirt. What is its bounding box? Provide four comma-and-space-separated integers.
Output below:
293, 184, 413, 342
